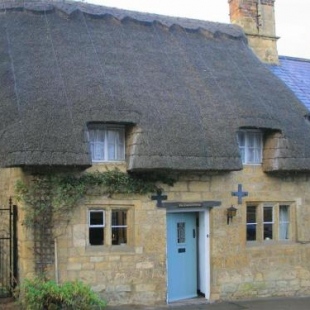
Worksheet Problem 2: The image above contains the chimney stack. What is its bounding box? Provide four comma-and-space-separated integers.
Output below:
229, 0, 279, 64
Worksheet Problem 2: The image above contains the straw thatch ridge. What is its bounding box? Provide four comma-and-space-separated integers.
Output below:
1, 1, 310, 172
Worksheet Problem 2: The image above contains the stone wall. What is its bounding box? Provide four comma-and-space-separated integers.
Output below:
57, 197, 167, 305
6, 164, 310, 305
51, 164, 310, 304
208, 166, 310, 300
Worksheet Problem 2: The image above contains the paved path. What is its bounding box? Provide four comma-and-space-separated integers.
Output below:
1, 296, 310, 309
106, 296, 310, 310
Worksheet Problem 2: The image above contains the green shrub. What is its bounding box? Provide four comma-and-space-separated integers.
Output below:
20, 278, 106, 309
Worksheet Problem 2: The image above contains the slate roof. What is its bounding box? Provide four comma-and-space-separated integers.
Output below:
269, 56, 310, 111
1, 0, 310, 172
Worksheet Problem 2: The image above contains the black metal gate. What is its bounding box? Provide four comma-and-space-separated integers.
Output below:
0, 198, 18, 298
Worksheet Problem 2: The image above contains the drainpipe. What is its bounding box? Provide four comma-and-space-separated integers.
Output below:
54, 238, 59, 284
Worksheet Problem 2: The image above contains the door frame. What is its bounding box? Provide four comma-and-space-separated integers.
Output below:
166, 209, 210, 303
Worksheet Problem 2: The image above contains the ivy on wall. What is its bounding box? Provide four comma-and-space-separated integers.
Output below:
15, 168, 175, 229
15, 168, 175, 274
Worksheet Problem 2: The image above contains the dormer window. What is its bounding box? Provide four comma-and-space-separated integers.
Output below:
237, 130, 262, 165
89, 124, 125, 162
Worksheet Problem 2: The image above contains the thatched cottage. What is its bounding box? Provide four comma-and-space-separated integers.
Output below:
0, 0, 310, 305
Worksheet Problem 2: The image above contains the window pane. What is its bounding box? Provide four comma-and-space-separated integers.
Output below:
254, 132, 261, 148
89, 129, 105, 161
247, 147, 255, 163
112, 227, 127, 245
89, 227, 104, 245
238, 131, 262, 164
92, 142, 105, 161
112, 210, 127, 226
89, 210, 105, 246
246, 206, 256, 241
240, 147, 245, 163
117, 130, 125, 160
264, 206, 273, 240
279, 205, 289, 222
264, 206, 273, 222
264, 224, 273, 240
108, 130, 117, 160
247, 206, 256, 223
111, 210, 127, 245
237, 132, 245, 147
279, 205, 289, 240
177, 222, 186, 243
247, 224, 257, 241
90, 211, 104, 226
247, 133, 255, 147
89, 126, 125, 162
253, 147, 261, 163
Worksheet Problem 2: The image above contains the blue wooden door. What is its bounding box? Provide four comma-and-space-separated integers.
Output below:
167, 213, 197, 302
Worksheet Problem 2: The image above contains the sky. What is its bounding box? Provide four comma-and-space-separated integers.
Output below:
80, 0, 310, 59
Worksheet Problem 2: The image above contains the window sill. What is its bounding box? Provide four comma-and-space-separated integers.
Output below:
242, 163, 262, 166
92, 160, 126, 163
246, 240, 295, 247
85, 244, 136, 254
87, 162, 127, 172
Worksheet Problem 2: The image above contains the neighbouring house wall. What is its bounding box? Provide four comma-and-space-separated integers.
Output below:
13, 164, 310, 305
0, 168, 22, 206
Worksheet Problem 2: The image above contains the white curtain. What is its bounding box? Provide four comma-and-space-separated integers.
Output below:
279, 205, 289, 240
89, 127, 125, 161
90, 129, 105, 161
248, 132, 262, 163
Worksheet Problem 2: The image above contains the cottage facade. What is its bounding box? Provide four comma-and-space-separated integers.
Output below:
0, 0, 310, 306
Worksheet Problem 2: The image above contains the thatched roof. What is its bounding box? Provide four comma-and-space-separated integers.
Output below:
1, 0, 310, 172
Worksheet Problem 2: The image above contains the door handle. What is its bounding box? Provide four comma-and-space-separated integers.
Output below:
193, 229, 196, 238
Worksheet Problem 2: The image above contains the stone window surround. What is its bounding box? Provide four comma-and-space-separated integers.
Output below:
85, 203, 134, 253
246, 201, 296, 245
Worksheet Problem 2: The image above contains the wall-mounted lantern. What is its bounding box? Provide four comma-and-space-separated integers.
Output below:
227, 205, 237, 225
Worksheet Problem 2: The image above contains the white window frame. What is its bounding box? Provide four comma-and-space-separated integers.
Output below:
246, 205, 257, 241
237, 130, 262, 165
88, 210, 105, 246
88, 208, 130, 247
88, 124, 125, 162
89, 210, 105, 227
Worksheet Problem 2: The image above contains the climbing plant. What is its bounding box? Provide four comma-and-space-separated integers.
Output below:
15, 168, 175, 274
15, 168, 175, 229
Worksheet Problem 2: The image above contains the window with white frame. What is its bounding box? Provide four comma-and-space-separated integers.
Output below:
237, 130, 262, 164
88, 209, 128, 246
263, 205, 273, 240
246, 203, 292, 243
111, 210, 127, 245
246, 206, 257, 241
88, 124, 125, 162
89, 210, 105, 245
